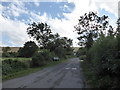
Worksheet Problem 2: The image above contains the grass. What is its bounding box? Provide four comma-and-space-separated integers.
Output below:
2, 58, 68, 81
80, 59, 101, 88
0, 57, 32, 61
80, 60, 94, 88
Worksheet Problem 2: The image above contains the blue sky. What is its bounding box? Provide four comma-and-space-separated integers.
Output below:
0, 0, 119, 47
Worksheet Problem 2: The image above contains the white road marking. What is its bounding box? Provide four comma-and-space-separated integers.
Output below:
65, 68, 70, 70
72, 68, 77, 70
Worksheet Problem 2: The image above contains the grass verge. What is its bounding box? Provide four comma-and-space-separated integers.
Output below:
0, 58, 32, 61
2, 58, 68, 81
80, 60, 96, 88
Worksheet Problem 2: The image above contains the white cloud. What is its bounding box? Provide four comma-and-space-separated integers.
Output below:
2, 1, 28, 17
0, 14, 29, 47
0, 0, 119, 47
64, 4, 68, 8
34, 2, 40, 7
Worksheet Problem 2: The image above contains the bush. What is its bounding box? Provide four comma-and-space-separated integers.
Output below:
31, 52, 46, 67
2, 63, 12, 75
41, 50, 55, 61
79, 55, 86, 60
9, 52, 18, 57
31, 50, 55, 67
76, 47, 86, 57
54, 47, 66, 59
87, 36, 120, 88
2, 59, 30, 75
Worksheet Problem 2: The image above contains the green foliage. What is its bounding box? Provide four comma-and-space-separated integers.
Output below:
27, 22, 52, 48
27, 22, 73, 58
3, 58, 67, 81
2, 47, 11, 53
1, 57, 32, 61
46, 34, 73, 58
31, 50, 55, 67
41, 49, 55, 61
31, 53, 46, 67
2, 52, 11, 57
9, 52, 18, 57
86, 36, 120, 88
79, 55, 86, 60
76, 47, 86, 57
54, 47, 66, 58
74, 12, 113, 49
18, 41, 38, 58
2, 63, 12, 75
2, 59, 30, 75
2, 47, 11, 57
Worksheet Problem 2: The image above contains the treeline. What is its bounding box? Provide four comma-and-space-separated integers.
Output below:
2, 22, 73, 59
2, 22, 73, 77
75, 12, 120, 88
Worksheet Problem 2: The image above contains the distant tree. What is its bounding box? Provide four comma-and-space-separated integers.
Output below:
74, 12, 113, 49
18, 41, 38, 58
46, 33, 73, 58
2, 47, 11, 57
27, 22, 52, 49
2, 47, 11, 53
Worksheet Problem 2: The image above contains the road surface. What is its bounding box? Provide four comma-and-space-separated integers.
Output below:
2, 58, 87, 88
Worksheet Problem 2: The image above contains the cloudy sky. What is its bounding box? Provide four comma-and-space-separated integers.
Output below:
0, 0, 119, 47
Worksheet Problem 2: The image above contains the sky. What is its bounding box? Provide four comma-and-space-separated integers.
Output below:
0, 0, 119, 47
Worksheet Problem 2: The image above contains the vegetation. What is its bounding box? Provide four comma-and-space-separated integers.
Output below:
31, 50, 55, 67
26, 22, 73, 59
3, 58, 68, 81
27, 22, 53, 48
74, 12, 113, 49
18, 41, 38, 58
2, 22, 73, 81
76, 12, 120, 88
2, 47, 11, 57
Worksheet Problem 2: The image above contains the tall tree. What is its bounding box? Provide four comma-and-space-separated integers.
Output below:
74, 12, 112, 49
116, 18, 120, 58
27, 22, 52, 49
45, 33, 73, 57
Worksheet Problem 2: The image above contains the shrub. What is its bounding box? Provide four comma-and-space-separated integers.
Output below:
31, 52, 46, 67
2, 59, 30, 75
41, 49, 55, 61
2, 63, 12, 75
87, 36, 120, 88
76, 47, 86, 57
79, 55, 86, 60
31, 50, 56, 67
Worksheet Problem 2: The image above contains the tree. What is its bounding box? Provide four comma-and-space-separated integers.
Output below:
116, 18, 120, 59
74, 12, 112, 49
18, 41, 38, 58
27, 22, 52, 49
2, 47, 11, 53
44, 33, 73, 58
27, 22, 73, 58
2, 47, 11, 57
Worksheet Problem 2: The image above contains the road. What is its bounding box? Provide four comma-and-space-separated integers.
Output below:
2, 58, 87, 88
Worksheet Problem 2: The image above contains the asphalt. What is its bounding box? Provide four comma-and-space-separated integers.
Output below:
2, 58, 87, 88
